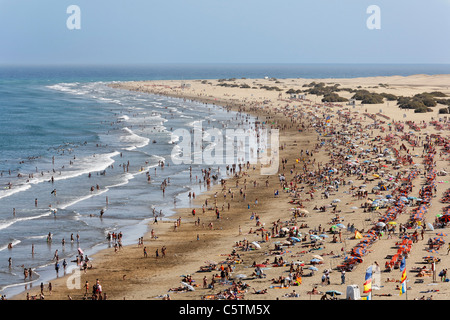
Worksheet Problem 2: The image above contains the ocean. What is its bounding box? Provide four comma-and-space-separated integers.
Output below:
0, 63, 449, 298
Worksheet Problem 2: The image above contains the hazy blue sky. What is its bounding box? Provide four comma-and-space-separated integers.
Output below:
1, 0, 449, 65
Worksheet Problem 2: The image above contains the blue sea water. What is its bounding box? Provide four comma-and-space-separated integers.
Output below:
0, 63, 449, 298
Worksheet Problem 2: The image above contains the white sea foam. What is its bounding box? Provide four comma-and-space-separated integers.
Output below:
0, 239, 21, 252
0, 151, 120, 201
169, 134, 180, 144
53, 151, 120, 182
121, 127, 150, 151
58, 189, 108, 210
0, 184, 32, 200
0, 211, 52, 232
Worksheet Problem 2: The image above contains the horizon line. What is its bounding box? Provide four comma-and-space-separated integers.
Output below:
1, 62, 450, 67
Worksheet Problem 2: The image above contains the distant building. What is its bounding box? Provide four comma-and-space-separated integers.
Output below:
289, 94, 306, 100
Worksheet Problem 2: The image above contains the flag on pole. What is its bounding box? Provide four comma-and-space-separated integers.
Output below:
400, 280, 407, 295
363, 279, 372, 293
400, 256, 406, 272
363, 265, 373, 293
399, 256, 407, 296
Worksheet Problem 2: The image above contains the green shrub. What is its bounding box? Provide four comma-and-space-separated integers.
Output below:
352, 90, 384, 104
436, 99, 450, 106
380, 93, 397, 101
414, 107, 428, 113
428, 91, 447, 97
322, 93, 348, 102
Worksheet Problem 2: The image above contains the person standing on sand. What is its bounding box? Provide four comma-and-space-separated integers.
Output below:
84, 281, 89, 295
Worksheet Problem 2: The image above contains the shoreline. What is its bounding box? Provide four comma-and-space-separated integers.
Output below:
7, 86, 272, 300
11, 74, 450, 300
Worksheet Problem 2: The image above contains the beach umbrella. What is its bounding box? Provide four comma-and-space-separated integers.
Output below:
436, 232, 448, 237
428, 249, 439, 254
310, 234, 322, 241
336, 223, 346, 229
352, 247, 366, 257
345, 256, 363, 263
423, 256, 437, 261
434, 237, 445, 243
312, 255, 323, 260
290, 237, 301, 243
309, 266, 318, 271
326, 290, 342, 296
427, 223, 435, 231
319, 234, 329, 238
376, 222, 386, 227
310, 258, 322, 263
251, 241, 261, 249
181, 282, 195, 291
388, 221, 397, 225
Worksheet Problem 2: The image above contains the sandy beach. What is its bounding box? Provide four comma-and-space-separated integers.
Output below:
11, 74, 450, 301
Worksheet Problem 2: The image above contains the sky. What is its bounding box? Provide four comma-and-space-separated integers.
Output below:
0, 0, 449, 65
